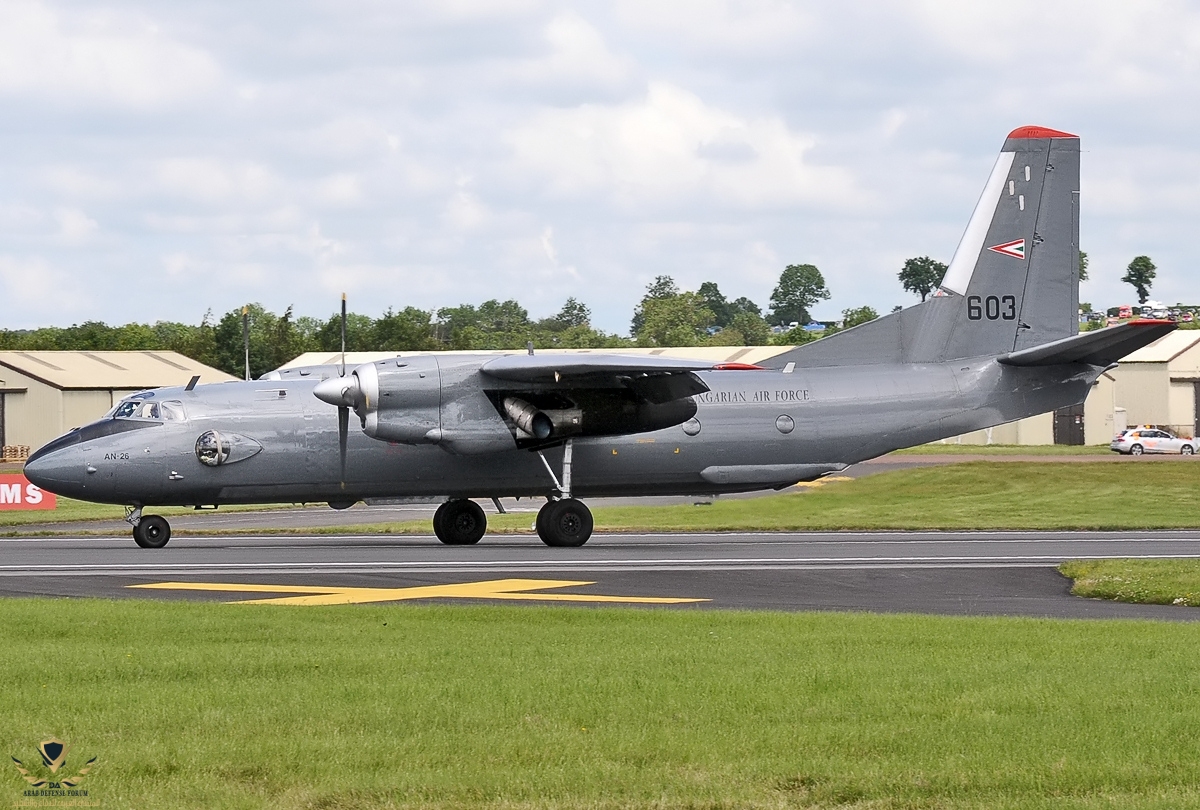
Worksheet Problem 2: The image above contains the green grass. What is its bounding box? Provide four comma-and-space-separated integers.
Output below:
7, 461, 1200, 535
1060, 559, 1200, 606
893, 444, 1112, 455
5, 599, 1200, 808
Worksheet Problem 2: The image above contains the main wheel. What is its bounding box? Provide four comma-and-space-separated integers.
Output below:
1130, 444, 1144, 456
133, 515, 171, 549
536, 498, 593, 547
434, 499, 486, 545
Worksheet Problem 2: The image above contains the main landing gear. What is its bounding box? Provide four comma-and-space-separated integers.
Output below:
533, 439, 593, 547
431, 439, 595, 548
126, 506, 171, 549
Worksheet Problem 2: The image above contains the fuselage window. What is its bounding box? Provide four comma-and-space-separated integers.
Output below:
161, 401, 186, 422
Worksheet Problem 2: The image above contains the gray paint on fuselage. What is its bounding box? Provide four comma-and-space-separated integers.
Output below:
25, 353, 1103, 507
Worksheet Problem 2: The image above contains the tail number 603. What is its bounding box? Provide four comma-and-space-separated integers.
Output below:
967, 295, 1016, 321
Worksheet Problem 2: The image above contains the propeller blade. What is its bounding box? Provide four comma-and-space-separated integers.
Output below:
338, 405, 349, 484
340, 292, 347, 377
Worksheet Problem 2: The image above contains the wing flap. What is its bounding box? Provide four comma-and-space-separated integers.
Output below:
997, 320, 1176, 367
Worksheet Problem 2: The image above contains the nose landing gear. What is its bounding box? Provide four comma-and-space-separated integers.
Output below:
126, 506, 172, 549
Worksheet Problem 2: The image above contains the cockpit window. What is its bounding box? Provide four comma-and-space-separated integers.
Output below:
113, 400, 161, 420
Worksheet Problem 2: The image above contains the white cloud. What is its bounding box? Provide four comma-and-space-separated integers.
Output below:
507, 82, 863, 211
153, 159, 279, 205
0, 1, 219, 107
53, 208, 98, 243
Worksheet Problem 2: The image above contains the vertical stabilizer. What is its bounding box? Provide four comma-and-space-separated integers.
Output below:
938, 126, 1080, 358
765, 126, 1080, 368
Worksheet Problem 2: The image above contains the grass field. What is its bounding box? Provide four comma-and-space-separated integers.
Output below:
4, 598, 1200, 809
1060, 559, 1200, 606
5, 461, 1200, 534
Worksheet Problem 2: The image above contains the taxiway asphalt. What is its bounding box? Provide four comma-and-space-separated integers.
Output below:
3, 529, 1200, 620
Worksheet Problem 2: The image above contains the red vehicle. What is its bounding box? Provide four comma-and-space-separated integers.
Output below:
1118, 305, 1133, 319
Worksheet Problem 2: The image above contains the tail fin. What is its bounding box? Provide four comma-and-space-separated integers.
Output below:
769, 126, 1080, 367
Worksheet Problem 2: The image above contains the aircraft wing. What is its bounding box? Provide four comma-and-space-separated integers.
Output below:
997, 319, 1176, 367
480, 354, 714, 403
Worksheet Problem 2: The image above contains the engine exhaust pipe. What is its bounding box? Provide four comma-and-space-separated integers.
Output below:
503, 397, 553, 440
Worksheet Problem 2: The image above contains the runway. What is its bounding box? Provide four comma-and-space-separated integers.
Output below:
3, 529, 1200, 620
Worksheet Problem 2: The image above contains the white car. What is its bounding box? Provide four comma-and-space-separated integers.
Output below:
1111, 428, 1197, 455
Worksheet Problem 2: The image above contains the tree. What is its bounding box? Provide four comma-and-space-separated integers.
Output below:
630, 275, 680, 335
635, 293, 713, 347
728, 296, 762, 318
769, 264, 830, 326
842, 306, 878, 328
898, 256, 947, 302
697, 282, 732, 327
726, 311, 770, 345
1122, 256, 1157, 304
551, 297, 590, 330
1078, 250, 1089, 282
375, 307, 436, 350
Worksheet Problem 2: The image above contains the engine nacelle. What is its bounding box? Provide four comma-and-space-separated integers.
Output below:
353, 357, 442, 444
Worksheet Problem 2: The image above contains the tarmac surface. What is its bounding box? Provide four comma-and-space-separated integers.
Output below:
4, 529, 1200, 620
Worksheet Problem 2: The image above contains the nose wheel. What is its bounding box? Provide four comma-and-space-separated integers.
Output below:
132, 514, 172, 549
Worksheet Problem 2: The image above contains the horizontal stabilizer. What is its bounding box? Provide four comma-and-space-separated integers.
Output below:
996, 320, 1175, 367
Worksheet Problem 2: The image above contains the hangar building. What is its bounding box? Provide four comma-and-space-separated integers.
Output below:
0, 351, 236, 460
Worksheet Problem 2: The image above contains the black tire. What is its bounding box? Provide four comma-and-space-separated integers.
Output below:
436, 499, 486, 545
1184, 445, 1195, 456
133, 515, 171, 549
432, 501, 451, 541
536, 498, 593, 547
1130, 444, 1144, 456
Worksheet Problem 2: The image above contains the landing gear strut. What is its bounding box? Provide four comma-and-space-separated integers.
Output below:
534, 439, 594, 547
127, 506, 171, 549
433, 499, 486, 545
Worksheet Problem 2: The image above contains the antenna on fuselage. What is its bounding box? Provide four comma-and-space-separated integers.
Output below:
242, 305, 250, 381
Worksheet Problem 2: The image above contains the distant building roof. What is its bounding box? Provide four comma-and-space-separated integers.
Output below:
280, 346, 795, 371
1119, 331, 1200, 364
0, 351, 237, 390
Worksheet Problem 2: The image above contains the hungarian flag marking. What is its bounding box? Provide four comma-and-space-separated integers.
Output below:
987, 239, 1026, 259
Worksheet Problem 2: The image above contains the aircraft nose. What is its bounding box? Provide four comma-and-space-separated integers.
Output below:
23, 440, 87, 499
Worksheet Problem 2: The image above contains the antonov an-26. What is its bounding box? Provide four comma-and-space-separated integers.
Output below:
24, 127, 1173, 548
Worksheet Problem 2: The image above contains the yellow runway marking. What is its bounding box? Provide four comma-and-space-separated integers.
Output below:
127, 578, 709, 606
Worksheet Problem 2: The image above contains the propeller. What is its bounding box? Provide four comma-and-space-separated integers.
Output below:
339, 293, 347, 484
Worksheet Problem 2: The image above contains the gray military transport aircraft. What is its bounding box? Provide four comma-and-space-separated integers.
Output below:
24, 126, 1174, 548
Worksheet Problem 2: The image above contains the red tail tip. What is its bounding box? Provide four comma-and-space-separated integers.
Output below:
1006, 126, 1078, 140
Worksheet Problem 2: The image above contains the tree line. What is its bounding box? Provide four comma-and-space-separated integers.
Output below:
0, 252, 1163, 379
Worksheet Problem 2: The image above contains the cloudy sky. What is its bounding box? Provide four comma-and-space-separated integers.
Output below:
1, 0, 1198, 333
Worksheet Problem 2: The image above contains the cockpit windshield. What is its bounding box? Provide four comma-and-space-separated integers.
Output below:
110, 399, 185, 421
